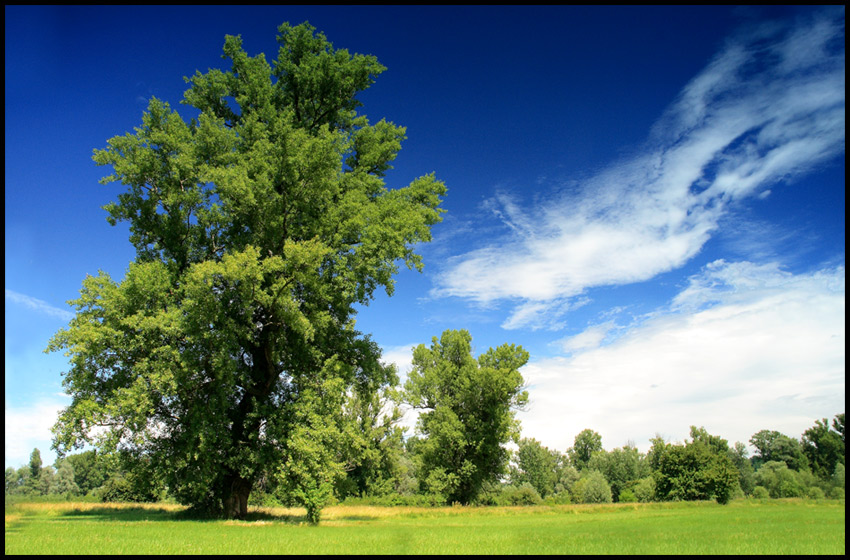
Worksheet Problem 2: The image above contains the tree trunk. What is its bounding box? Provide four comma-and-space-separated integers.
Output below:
222, 475, 252, 519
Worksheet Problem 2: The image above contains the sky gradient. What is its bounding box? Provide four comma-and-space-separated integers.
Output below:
5, 6, 845, 468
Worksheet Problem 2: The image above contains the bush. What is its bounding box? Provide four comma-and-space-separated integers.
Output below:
751, 486, 770, 499
826, 487, 844, 500
633, 476, 655, 503
502, 483, 542, 506
542, 492, 572, 505
832, 463, 845, 490
340, 492, 446, 507
618, 488, 637, 503
654, 441, 737, 504
572, 470, 612, 504
805, 486, 825, 500
755, 461, 804, 498
96, 475, 135, 503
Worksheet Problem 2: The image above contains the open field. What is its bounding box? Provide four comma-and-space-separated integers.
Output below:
5, 498, 845, 555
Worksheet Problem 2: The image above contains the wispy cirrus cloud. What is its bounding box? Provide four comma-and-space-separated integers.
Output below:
433, 8, 845, 330
5, 289, 74, 321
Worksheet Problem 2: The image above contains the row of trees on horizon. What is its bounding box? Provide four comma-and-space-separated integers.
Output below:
8, 410, 845, 508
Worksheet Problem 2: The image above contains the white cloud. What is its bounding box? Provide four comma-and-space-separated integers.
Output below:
380, 342, 419, 382
5, 399, 67, 468
5, 289, 74, 322
380, 342, 421, 435
433, 9, 845, 330
553, 321, 618, 354
517, 261, 845, 454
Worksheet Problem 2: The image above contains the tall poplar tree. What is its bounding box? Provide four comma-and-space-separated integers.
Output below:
47, 22, 445, 522
404, 330, 528, 504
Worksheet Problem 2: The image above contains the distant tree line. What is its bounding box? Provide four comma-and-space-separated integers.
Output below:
8, 407, 843, 507
497, 413, 844, 506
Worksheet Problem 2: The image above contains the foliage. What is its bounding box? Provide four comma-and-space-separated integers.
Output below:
832, 462, 845, 489
94, 455, 165, 503
47, 21, 445, 520
51, 462, 80, 496
646, 434, 668, 473
510, 437, 563, 498
502, 483, 543, 505
58, 450, 110, 496
632, 476, 656, 503
751, 486, 770, 499
586, 444, 648, 502
801, 413, 845, 480
403, 329, 528, 504
749, 430, 809, 471
618, 488, 637, 503
653, 427, 738, 504
729, 441, 756, 495
554, 464, 581, 497
29, 449, 42, 480
568, 429, 603, 471
571, 470, 612, 504
805, 486, 825, 499
334, 384, 406, 500
754, 461, 805, 499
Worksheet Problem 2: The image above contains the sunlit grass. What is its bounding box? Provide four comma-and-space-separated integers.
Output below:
5, 498, 845, 555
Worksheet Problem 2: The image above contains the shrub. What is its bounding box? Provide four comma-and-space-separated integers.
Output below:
572, 470, 612, 504
633, 476, 656, 503
618, 488, 637, 503
542, 492, 572, 505
832, 463, 845, 490
805, 486, 825, 500
654, 441, 737, 504
503, 483, 542, 506
755, 461, 804, 498
751, 486, 770, 499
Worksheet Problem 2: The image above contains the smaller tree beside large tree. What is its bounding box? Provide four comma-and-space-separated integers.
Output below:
403, 329, 528, 504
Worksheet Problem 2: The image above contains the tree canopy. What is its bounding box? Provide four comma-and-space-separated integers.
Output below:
404, 329, 528, 504
568, 429, 603, 471
47, 21, 445, 522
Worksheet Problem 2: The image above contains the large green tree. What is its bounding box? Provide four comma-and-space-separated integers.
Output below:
47, 22, 445, 522
404, 329, 528, 504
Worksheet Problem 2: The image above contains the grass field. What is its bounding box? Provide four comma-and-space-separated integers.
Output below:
5, 498, 845, 555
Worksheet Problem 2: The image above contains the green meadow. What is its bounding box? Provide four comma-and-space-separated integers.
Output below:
5, 498, 844, 555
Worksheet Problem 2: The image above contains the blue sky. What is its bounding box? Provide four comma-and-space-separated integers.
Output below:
5, 6, 845, 469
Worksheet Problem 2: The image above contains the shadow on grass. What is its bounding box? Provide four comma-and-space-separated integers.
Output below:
332, 515, 379, 522
59, 505, 316, 525
61, 506, 180, 523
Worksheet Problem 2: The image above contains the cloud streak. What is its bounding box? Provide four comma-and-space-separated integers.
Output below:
5, 289, 74, 321
433, 9, 845, 330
